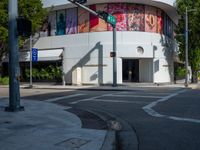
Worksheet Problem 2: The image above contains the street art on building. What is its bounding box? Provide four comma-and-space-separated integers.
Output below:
45, 3, 174, 39
157, 9, 163, 33
145, 6, 157, 32
78, 8, 89, 33
90, 4, 108, 32
127, 4, 145, 31
48, 12, 56, 36
56, 10, 66, 35
66, 8, 77, 34
108, 3, 127, 31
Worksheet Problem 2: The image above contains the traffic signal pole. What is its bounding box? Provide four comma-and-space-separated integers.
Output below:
68, 0, 98, 16
5, 0, 24, 112
68, 0, 117, 86
113, 26, 117, 87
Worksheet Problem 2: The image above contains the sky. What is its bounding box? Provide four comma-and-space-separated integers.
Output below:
42, 0, 176, 8
42, 0, 69, 8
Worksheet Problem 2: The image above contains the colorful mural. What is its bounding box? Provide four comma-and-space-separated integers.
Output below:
145, 6, 157, 32
56, 10, 66, 35
48, 12, 56, 36
157, 9, 163, 33
46, 3, 174, 38
127, 4, 145, 31
66, 8, 77, 34
108, 3, 127, 31
78, 8, 89, 33
90, 4, 108, 32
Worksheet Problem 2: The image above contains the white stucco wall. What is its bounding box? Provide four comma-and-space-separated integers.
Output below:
34, 31, 175, 84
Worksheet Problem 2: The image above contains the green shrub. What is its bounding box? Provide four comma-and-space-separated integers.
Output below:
24, 66, 62, 81
175, 67, 186, 78
0, 77, 9, 85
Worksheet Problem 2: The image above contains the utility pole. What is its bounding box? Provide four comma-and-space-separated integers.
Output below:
185, 7, 189, 87
68, 0, 117, 86
5, 0, 24, 112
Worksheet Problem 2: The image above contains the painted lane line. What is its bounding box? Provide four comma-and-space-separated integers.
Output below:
108, 94, 163, 99
45, 94, 86, 102
143, 89, 200, 124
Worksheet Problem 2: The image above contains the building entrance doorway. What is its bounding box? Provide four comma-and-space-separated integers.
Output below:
122, 59, 139, 82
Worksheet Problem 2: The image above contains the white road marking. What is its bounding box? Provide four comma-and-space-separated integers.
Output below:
120, 91, 171, 95
73, 99, 149, 104
70, 94, 112, 104
143, 89, 200, 124
45, 94, 86, 102
108, 94, 163, 99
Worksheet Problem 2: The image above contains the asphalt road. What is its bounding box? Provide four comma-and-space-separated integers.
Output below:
1, 86, 200, 150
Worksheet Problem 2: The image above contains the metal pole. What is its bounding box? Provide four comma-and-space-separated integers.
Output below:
5, 0, 24, 112
185, 7, 189, 87
30, 35, 33, 88
113, 26, 117, 87
68, 0, 98, 16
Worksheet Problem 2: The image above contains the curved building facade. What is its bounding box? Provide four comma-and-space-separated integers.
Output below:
35, 0, 179, 84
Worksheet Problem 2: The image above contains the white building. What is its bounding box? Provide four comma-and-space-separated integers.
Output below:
33, 0, 179, 85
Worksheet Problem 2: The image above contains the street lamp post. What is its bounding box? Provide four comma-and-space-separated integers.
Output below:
184, 7, 196, 87
185, 7, 189, 87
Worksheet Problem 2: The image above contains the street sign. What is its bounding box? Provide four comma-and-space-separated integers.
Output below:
32, 48, 38, 62
97, 11, 116, 26
107, 14, 117, 26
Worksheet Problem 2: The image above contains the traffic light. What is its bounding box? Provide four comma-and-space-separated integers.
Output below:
17, 17, 32, 37
74, 0, 87, 4
97, 11, 109, 21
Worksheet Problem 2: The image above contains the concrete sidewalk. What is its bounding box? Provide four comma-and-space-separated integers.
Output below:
0, 99, 107, 150
17, 81, 200, 91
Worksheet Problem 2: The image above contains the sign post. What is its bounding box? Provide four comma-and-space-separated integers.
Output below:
30, 47, 38, 88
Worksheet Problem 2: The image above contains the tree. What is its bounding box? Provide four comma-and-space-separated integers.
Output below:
0, 0, 47, 67
176, 0, 200, 83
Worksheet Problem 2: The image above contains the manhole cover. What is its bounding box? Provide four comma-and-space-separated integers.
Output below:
55, 138, 90, 149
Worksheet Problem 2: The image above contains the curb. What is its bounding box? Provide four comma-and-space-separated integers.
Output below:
66, 107, 117, 150
101, 130, 117, 150
87, 108, 139, 150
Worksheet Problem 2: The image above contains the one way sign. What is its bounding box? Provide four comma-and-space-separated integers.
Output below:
32, 48, 38, 62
